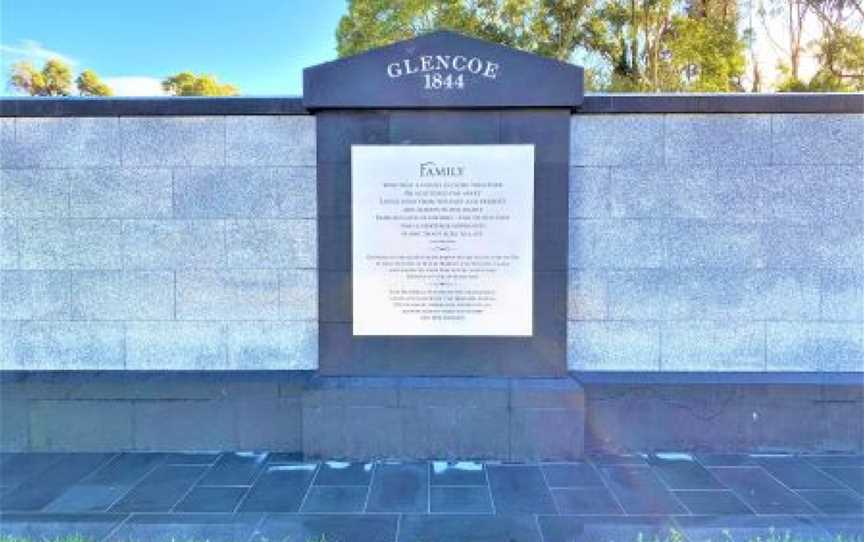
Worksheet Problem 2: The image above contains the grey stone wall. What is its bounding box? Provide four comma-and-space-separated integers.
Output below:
568, 113, 864, 372
0, 116, 318, 370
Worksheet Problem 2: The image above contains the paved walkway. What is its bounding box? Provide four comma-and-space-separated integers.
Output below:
0, 452, 861, 541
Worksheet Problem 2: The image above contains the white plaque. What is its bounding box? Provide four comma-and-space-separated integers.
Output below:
352, 144, 534, 336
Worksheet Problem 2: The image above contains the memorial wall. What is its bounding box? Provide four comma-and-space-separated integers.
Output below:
0, 32, 861, 455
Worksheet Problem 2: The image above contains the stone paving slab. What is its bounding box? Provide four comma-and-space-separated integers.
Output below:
0, 452, 861, 541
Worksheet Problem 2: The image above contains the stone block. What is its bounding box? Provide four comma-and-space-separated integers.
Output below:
122, 219, 225, 269
0, 397, 28, 450
0, 271, 70, 320
662, 321, 766, 371
29, 400, 133, 450
607, 269, 670, 320
226, 115, 315, 166
510, 378, 585, 409
279, 269, 318, 320
19, 219, 123, 270
302, 378, 400, 408
820, 221, 863, 268
235, 397, 303, 450
821, 269, 863, 321
568, 269, 607, 320
70, 271, 174, 320
762, 166, 863, 223
752, 269, 821, 320
225, 219, 316, 269
119, 116, 225, 166
665, 114, 771, 165
0, 169, 69, 218
665, 269, 761, 321
767, 322, 864, 371
226, 321, 317, 370
567, 321, 660, 371
510, 408, 583, 460
177, 269, 282, 320
0, 321, 125, 370
9, 118, 121, 167
0, 219, 17, 269
669, 166, 763, 220
126, 321, 227, 370
403, 406, 509, 459
772, 114, 864, 165
173, 166, 316, 218
303, 405, 403, 459
69, 168, 172, 218
761, 223, 823, 268
568, 166, 609, 219
569, 219, 665, 269
570, 115, 664, 166
666, 221, 764, 268
0, 118, 14, 168
398, 378, 509, 408
133, 400, 236, 450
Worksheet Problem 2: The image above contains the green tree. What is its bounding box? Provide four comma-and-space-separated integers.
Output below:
9, 58, 73, 96
336, 0, 594, 62
161, 72, 239, 96
76, 69, 113, 96
336, 0, 746, 92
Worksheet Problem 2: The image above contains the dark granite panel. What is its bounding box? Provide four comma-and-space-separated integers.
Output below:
430, 461, 487, 486
366, 463, 428, 513
318, 271, 351, 322
797, 489, 864, 514
598, 466, 687, 515
110, 465, 206, 512
0, 97, 308, 117
672, 490, 753, 515
552, 488, 623, 514
709, 467, 818, 514
823, 467, 864, 494
500, 110, 570, 165
590, 454, 647, 466
542, 463, 604, 488
388, 110, 500, 144
538, 516, 676, 542
695, 454, 756, 467
0, 453, 113, 511
430, 486, 494, 514
486, 465, 556, 514
300, 486, 368, 513
0, 453, 64, 488
647, 454, 725, 490
86, 453, 164, 484
757, 456, 845, 489
320, 323, 566, 376
199, 452, 267, 486
314, 461, 374, 486
174, 487, 247, 513
317, 217, 351, 271
252, 514, 398, 542
237, 464, 317, 512
316, 111, 389, 164
316, 161, 351, 217
162, 452, 220, 465
398, 514, 541, 542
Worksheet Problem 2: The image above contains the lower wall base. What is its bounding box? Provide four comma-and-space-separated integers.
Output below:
1, 372, 860, 457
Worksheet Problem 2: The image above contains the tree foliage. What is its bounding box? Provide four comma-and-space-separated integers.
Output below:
336, 0, 746, 91
10, 58, 73, 96
76, 69, 113, 96
161, 72, 239, 96
9, 58, 115, 96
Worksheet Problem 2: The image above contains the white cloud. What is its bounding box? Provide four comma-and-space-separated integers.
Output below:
103, 76, 167, 96
0, 39, 78, 66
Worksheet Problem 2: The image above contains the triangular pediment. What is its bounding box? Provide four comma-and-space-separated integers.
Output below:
303, 31, 583, 109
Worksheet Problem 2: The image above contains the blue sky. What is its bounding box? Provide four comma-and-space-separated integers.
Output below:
0, 0, 346, 96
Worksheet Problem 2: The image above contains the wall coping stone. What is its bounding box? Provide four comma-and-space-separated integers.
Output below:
1, 93, 861, 117
575, 371, 864, 386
